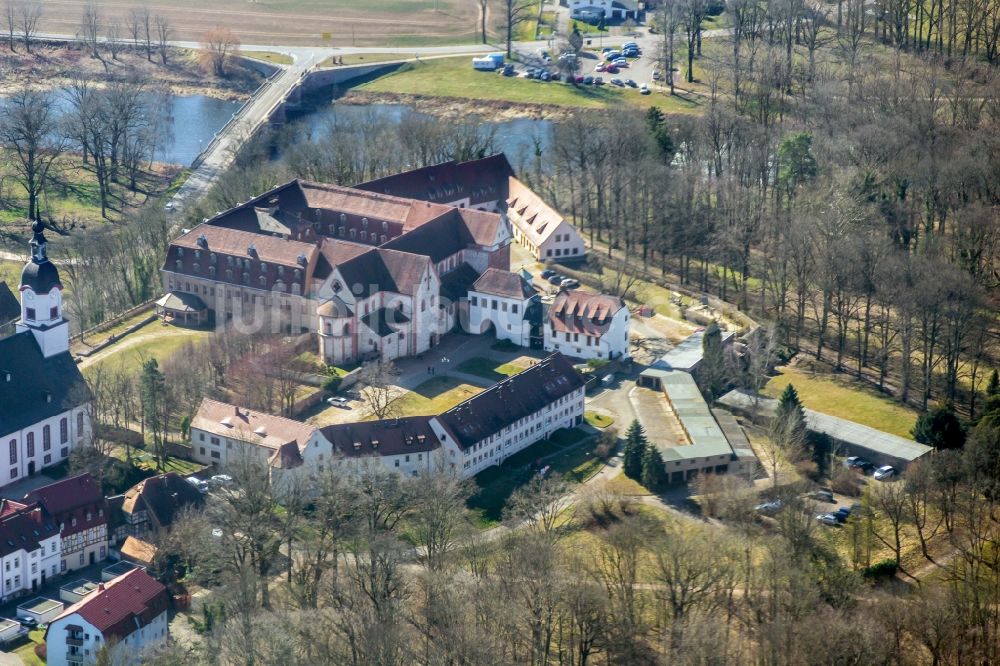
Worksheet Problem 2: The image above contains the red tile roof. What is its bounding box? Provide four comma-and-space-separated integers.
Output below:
24, 474, 107, 538
548, 290, 625, 336
472, 268, 534, 300
0, 503, 58, 557
52, 568, 168, 640
354, 154, 514, 206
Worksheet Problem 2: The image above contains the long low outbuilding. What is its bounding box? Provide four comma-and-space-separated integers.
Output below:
717, 389, 932, 469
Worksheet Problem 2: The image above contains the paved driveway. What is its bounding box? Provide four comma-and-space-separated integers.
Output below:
0, 474, 58, 501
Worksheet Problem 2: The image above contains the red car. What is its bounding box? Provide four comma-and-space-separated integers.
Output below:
574, 75, 585, 83
605, 65, 619, 74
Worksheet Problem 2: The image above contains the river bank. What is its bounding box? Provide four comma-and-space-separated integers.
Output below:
337, 89, 576, 121
0, 42, 261, 101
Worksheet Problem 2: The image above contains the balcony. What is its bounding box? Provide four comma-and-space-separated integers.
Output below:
66, 637, 83, 646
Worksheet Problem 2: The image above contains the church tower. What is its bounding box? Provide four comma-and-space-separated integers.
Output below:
15, 221, 69, 358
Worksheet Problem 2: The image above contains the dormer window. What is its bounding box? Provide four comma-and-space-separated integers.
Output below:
49, 306, 57, 319
209, 253, 217, 265
25, 307, 35, 320
361, 217, 368, 228
382, 221, 388, 232
340, 213, 347, 223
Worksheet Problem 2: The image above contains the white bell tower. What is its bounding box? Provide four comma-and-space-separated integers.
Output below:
15, 221, 69, 358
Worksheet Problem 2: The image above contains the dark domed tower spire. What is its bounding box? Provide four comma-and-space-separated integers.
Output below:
17, 222, 68, 358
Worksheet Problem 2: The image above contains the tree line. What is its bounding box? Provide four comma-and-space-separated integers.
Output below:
103, 403, 1000, 666
529, 2, 1000, 416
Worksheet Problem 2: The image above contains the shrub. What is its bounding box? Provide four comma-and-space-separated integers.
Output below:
861, 559, 898, 581
831, 468, 862, 497
34, 643, 46, 659
322, 375, 342, 394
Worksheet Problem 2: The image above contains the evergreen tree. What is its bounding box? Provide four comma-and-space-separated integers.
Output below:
987, 369, 999, 397
139, 358, 169, 472
775, 384, 807, 439
912, 403, 966, 450
641, 442, 666, 488
623, 420, 647, 480
700, 320, 726, 399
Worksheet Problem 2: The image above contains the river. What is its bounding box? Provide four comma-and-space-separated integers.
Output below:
289, 100, 555, 169
0, 91, 242, 167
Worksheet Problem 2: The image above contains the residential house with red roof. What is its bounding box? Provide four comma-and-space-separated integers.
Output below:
24, 474, 108, 574
544, 290, 630, 361
45, 568, 169, 666
109, 473, 204, 543
0, 500, 61, 602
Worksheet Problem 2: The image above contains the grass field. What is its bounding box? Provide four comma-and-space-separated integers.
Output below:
356, 57, 705, 112
763, 365, 920, 439
320, 53, 409, 67
393, 376, 484, 416
240, 50, 294, 65
585, 411, 614, 428
81, 324, 212, 375
13, 629, 45, 666
455, 356, 533, 382
37, 0, 478, 47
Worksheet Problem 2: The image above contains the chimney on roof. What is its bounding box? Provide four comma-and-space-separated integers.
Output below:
97, 583, 105, 592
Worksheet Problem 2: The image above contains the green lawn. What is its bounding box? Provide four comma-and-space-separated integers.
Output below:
82, 325, 212, 375
112, 446, 205, 476
0, 259, 22, 287
456, 356, 531, 382
467, 428, 595, 527
763, 365, 920, 439
240, 50, 294, 65
320, 52, 409, 67
585, 411, 614, 428
13, 629, 45, 666
356, 57, 704, 112
393, 376, 483, 416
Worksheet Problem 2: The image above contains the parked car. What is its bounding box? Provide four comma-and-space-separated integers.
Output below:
601, 46, 614, 53
614, 58, 628, 67
625, 78, 637, 87
18, 616, 37, 629
583, 75, 593, 84
652, 70, 661, 80
327, 396, 351, 409
186, 477, 209, 493
541, 268, 557, 279
560, 278, 580, 288
540, 71, 551, 81
610, 78, 625, 86
594, 76, 604, 85
605, 65, 619, 73
604, 51, 622, 61
816, 513, 839, 526
574, 75, 585, 83
755, 500, 783, 515
873, 465, 897, 481
595, 63, 606, 72
834, 507, 852, 522
623, 48, 640, 57
640, 84, 650, 94
810, 489, 835, 503
547, 274, 565, 285
622, 42, 638, 50
502, 64, 515, 76
210, 474, 234, 487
